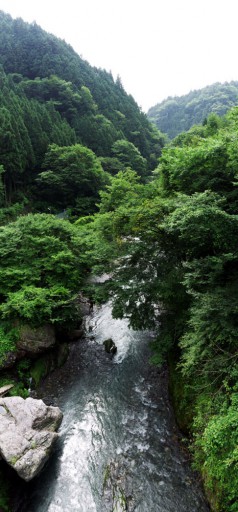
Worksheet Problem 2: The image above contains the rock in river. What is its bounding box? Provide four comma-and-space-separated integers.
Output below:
103, 338, 117, 355
0, 396, 63, 481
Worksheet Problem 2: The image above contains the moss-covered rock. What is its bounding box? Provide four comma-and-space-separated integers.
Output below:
17, 324, 56, 354
168, 353, 195, 434
30, 344, 69, 387
103, 338, 117, 355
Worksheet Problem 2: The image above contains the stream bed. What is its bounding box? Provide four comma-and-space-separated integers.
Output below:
15, 302, 209, 512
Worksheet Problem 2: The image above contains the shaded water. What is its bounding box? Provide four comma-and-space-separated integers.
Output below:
18, 303, 209, 512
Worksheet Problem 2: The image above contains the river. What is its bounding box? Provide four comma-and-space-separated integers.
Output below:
15, 302, 209, 512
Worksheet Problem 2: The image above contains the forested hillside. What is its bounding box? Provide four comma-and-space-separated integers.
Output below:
148, 82, 238, 138
0, 11, 164, 216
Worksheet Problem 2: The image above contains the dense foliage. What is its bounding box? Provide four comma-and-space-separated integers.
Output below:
0, 214, 86, 366
77, 110, 238, 511
37, 143, 109, 215
148, 81, 238, 138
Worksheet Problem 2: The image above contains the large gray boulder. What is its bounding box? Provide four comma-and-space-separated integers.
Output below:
0, 396, 63, 481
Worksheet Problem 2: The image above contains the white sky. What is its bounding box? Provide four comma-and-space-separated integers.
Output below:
0, 0, 237, 112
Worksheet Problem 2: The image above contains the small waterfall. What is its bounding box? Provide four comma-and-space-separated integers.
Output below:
27, 377, 33, 394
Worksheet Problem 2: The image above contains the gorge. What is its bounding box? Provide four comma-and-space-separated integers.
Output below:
13, 303, 209, 512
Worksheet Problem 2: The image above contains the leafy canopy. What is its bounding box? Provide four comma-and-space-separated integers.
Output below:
0, 213, 85, 327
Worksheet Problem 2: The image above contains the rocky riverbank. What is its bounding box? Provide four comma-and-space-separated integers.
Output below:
0, 297, 90, 511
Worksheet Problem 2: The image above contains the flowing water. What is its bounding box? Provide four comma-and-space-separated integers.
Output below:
17, 303, 209, 512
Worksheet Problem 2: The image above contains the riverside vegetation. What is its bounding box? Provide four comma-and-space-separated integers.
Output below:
0, 10, 237, 512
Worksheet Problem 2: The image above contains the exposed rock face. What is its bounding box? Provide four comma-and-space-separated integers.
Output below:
17, 324, 56, 354
0, 396, 63, 481
0, 325, 57, 371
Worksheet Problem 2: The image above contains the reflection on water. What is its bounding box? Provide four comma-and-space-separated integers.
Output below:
20, 303, 209, 512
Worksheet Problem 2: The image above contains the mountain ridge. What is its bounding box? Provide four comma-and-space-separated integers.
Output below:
147, 81, 238, 138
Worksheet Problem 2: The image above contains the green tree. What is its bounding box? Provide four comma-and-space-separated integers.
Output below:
0, 213, 85, 328
37, 143, 109, 214
111, 139, 147, 179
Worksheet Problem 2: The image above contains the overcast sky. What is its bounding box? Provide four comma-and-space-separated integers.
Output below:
0, 0, 237, 111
